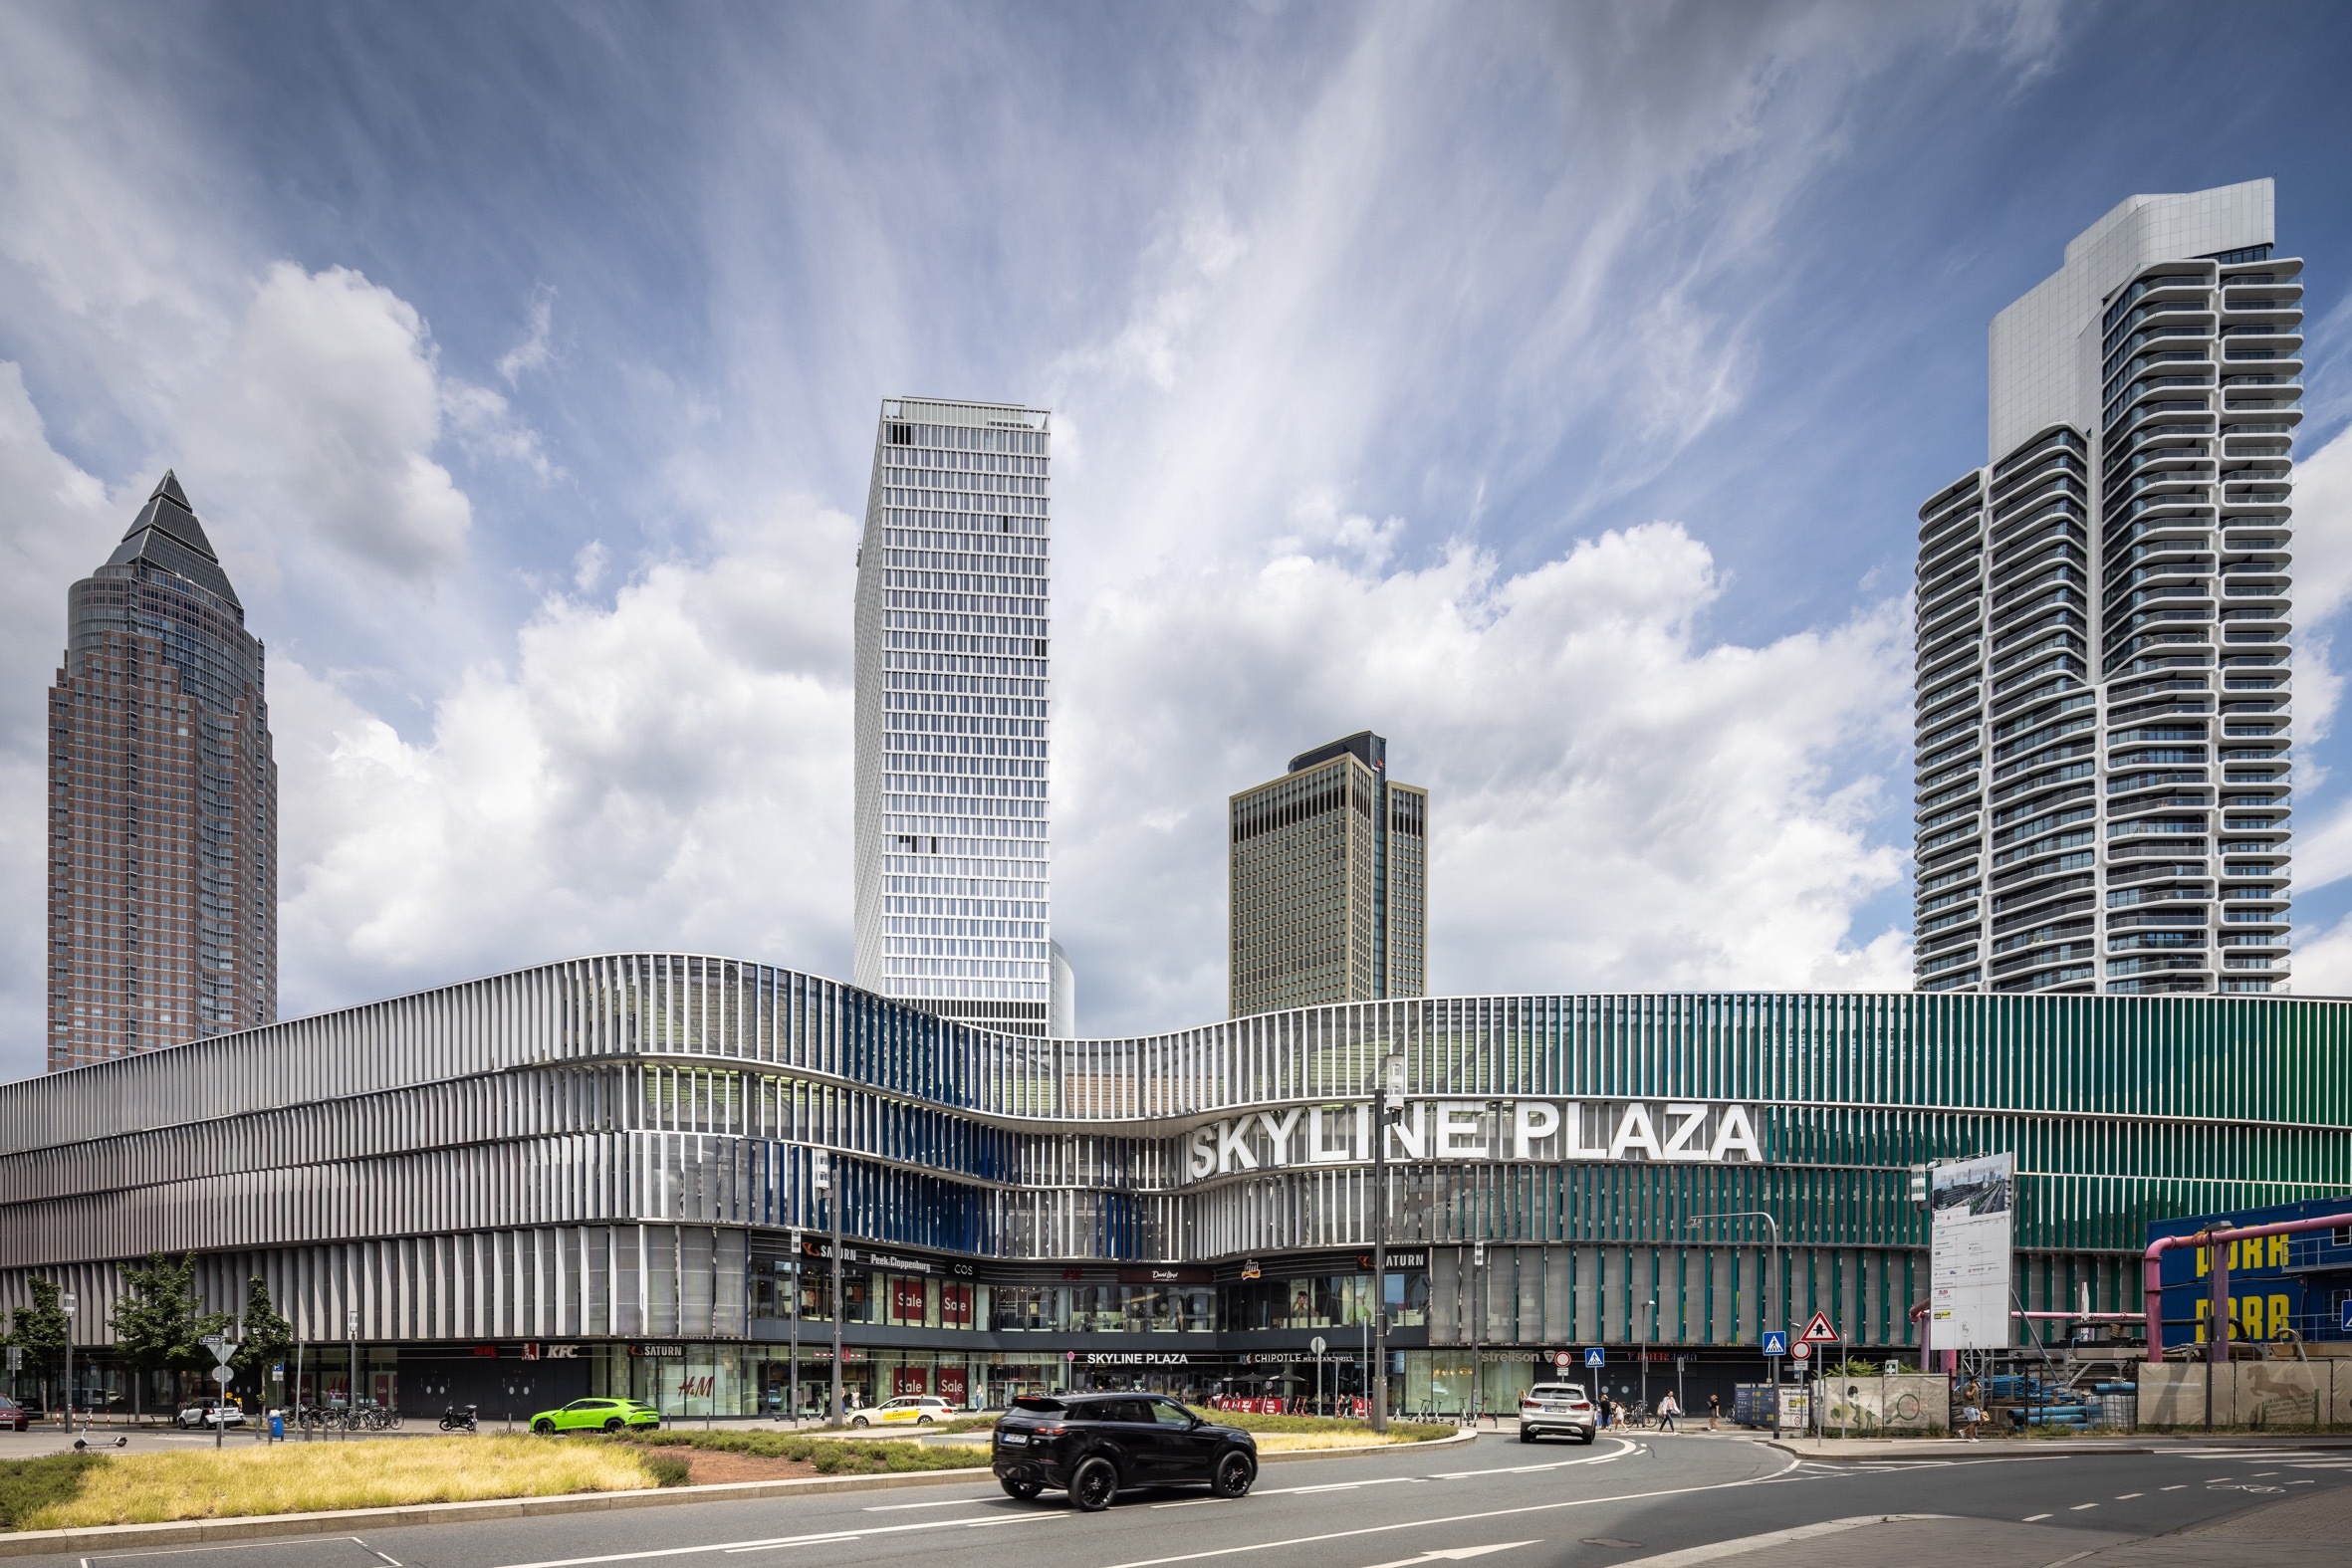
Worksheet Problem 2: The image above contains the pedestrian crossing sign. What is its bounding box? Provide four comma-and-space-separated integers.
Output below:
1761, 1331, 1788, 1356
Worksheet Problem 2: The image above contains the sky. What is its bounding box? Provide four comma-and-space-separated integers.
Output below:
2, 0, 2350, 1078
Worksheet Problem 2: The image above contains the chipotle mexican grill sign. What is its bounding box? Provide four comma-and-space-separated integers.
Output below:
1183, 1099, 1761, 1182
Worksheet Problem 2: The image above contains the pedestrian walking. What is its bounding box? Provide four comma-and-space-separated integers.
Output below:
1657, 1391, 1680, 1433
1706, 1393, 1720, 1432
1955, 1377, 1984, 1443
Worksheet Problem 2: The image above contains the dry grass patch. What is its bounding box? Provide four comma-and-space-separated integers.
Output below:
15, 1436, 660, 1529
1211, 1414, 1456, 1451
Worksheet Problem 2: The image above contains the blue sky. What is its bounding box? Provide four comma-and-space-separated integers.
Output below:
3, 1, 2350, 1078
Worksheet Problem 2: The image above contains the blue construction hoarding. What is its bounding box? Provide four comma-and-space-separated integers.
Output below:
2148, 1196, 2352, 1351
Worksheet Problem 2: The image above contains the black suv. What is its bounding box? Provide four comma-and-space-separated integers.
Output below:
993, 1393, 1257, 1511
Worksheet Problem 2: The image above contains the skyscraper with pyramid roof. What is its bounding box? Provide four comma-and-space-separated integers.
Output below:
46, 473, 277, 1070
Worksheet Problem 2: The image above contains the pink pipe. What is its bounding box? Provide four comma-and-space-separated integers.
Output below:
2142, 1212, 2352, 1364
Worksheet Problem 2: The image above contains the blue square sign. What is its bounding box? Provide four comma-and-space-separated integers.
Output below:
1584, 1347, 1605, 1368
2341, 1298, 2352, 1334
1762, 1330, 1788, 1357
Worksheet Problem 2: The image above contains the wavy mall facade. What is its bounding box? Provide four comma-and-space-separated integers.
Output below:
3, 955, 2348, 1418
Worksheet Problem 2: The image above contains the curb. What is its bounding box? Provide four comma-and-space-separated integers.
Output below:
0, 1427, 1478, 1556
1764, 1434, 2352, 1464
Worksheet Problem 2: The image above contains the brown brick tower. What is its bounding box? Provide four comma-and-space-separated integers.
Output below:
47, 472, 276, 1070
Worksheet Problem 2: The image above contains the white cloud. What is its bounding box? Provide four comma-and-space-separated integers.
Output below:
0, 368, 123, 1076
192, 263, 474, 580
277, 502, 859, 1009
1054, 522, 1913, 1027
498, 287, 558, 386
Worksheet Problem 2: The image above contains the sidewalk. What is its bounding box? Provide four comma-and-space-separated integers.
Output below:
1761, 1432, 2352, 1462
1618, 1481, 2352, 1565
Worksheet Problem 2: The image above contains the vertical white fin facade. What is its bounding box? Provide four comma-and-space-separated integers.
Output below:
854, 398, 1055, 1035
1914, 180, 2298, 996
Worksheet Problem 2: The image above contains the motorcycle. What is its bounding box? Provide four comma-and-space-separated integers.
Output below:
438, 1404, 479, 1434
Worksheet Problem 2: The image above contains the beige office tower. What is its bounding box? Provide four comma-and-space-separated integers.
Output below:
1913, 180, 2297, 996
1229, 732, 1427, 1017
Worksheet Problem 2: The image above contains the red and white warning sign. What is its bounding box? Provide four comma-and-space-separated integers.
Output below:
1800, 1311, 1839, 1345
1553, 1351, 1574, 1370
1790, 1341, 1811, 1360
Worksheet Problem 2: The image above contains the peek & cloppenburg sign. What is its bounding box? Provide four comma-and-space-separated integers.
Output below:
1184, 1099, 1761, 1182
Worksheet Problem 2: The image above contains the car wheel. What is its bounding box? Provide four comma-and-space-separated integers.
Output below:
604, 1418, 624, 1432
1578, 1430, 1596, 1446
1071, 1456, 1119, 1512
1518, 1427, 1534, 1444
917, 1415, 933, 1426
850, 1415, 869, 1429
533, 1418, 556, 1434
1001, 1476, 1043, 1501
1213, 1450, 1256, 1499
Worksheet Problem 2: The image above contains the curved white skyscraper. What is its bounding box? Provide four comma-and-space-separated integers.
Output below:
1914, 180, 2298, 996
853, 397, 1056, 1035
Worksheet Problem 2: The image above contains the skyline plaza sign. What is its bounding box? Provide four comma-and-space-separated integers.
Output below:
1183, 1097, 1761, 1180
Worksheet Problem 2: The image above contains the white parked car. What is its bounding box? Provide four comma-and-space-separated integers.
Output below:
852, 1394, 955, 1428
176, 1401, 246, 1429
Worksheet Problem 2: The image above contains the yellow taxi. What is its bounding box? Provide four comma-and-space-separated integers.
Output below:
852, 1394, 955, 1428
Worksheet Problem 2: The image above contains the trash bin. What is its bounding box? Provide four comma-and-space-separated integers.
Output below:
269, 1412, 285, 1443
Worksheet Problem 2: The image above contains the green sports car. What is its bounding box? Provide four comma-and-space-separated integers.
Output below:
530, 1398, 662, 1434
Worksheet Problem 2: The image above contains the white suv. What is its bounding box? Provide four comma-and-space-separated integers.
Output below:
1518, 1383, 1597, 1444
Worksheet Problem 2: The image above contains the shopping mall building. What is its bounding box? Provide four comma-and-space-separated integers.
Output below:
3, 955, 2348, 1419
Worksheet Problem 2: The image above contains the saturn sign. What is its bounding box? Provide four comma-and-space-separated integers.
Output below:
1184, 1099, 1761, 1181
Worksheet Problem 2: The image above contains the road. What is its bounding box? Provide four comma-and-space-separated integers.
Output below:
21, 1431, 2352, 1568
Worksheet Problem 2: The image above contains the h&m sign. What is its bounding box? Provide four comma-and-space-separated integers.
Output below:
1185, 1099, 1761, 1182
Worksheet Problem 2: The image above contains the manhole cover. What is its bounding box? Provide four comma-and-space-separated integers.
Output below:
1579, 1540, 1643, 1550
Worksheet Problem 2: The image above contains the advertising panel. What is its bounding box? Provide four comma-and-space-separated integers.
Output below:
1929, 1152, 2013, 1349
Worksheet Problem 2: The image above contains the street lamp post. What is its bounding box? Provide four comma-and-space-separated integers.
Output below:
788, 1228, 803, 1429
346, 1309, 359, 1444
1686, 1209, 1782, 1440
1370, 1048, 1403, 1434
1469, 1239, 1485, 1427
815, 1150, 842, 1425
1639, 1297, 1656, 1420
59, 1292, 76, 1435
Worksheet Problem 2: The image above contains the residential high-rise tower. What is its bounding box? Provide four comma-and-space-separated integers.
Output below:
1229, 731, 1427, 1016
853, 398, 1055, 1036
1913, 180, 2297, 996
48, 473, 278, 1070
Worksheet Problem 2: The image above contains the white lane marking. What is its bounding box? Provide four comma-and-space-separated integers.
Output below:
2069, 1502, 2098, 1511
2115, 1492, 2143, 1499
862, 1498, 991, 1511
2161, 1485, 2186, 1491
489, 1508, 1064, 1568
1356, 1543, 1535, 1568
727, 1516, 1047, 1555
2024, 1513, 2052, 1522
1265, 1476, 1422, 1496
1092, 1450, 1806, 1568
1608, 1515, 1951, 1568
1431, 1439, 1636, 1478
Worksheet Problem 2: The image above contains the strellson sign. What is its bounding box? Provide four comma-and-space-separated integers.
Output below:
1184, 1098, 1762, 1181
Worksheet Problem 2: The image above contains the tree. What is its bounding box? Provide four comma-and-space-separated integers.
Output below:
229, 1276, 295, 1407
109, 1253, 231, 1422
11, 1278, 70, 1414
